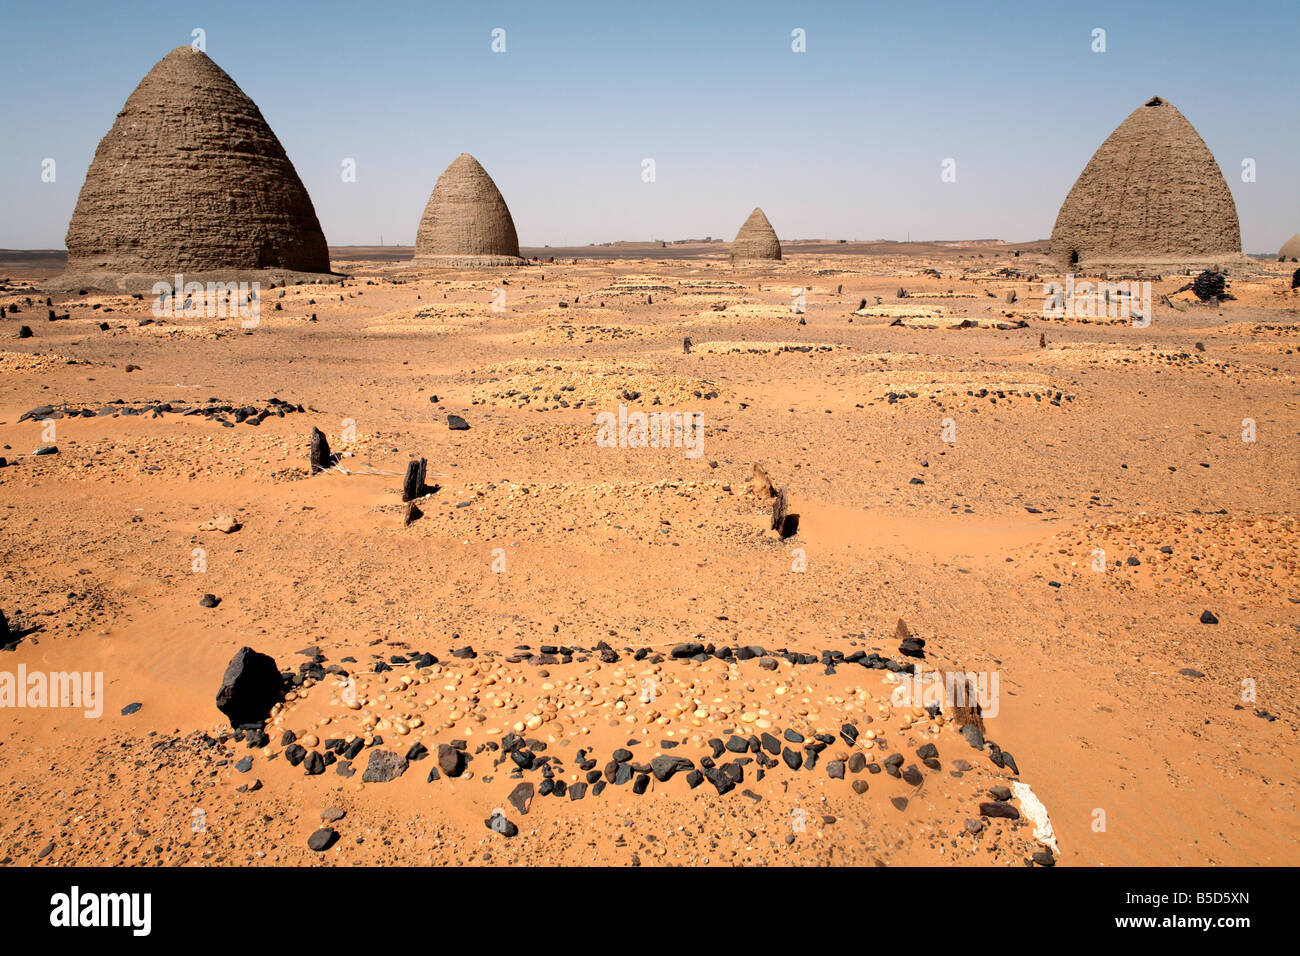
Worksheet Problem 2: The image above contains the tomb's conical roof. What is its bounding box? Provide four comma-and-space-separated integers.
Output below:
1277, 234, 1300, 261
730, 207, 782, 262
414, 154, 523, 266
1049, 97, 1241, 272
64, 46, 330, 278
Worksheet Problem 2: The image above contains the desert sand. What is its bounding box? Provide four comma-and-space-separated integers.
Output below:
1, 242, 1297, 867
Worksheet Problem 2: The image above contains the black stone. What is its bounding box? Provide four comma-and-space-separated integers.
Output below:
310, 427, 332, 474
307, 828, 338, 851
362, 749, 408, 783
650, 755, 693, 782
215, 647, 282, 726
508, 782, 535, 814
405, 742, 428, 761
438, 744, 465, 777
704, 767, 735, 795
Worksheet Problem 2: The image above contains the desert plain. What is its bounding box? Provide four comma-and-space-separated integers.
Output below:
1, 241, 1297, 867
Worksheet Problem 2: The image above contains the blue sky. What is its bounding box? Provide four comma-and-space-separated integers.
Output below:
1, 0, 1296, 251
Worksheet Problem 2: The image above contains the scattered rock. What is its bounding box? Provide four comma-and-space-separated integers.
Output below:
979, 801, 1021, 820
401, 457, 428, 502
437, 743, 465, 777
215, 647, 282, 726
198, 514, 240, 533
508, 782, 535, 814
307, 828, 338, 852
361, 749, 408, 783
309, 427, 332, 474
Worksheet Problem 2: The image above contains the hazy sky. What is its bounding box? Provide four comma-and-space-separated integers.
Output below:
2, 0, 1297, 251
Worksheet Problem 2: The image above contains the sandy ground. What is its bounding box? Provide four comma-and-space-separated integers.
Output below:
1, 243, 1297, 867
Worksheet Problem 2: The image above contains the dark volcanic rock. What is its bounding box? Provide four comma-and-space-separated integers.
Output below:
979, 801, 1020, 820
215, 647, 282, 726
899, 636, 926, 659
704, 767, 736, 795
361, 749, 408, 783
438, 743, 466, 777
310, 427, 332, 474
402, 457, 428, 502
307, 828, 338, 852
405, 742, 428, 761
508, 782, 535, 814
650, 755, 693, 782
